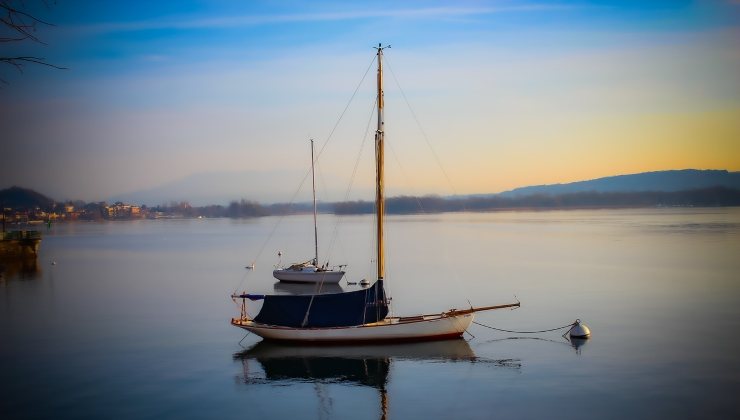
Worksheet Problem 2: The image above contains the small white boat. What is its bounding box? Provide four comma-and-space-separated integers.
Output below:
273, 260, 345, 284
273, 139, 346, 284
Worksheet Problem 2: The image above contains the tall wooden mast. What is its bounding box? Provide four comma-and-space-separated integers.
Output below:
375, 44, 389, 281
310, 139, 319, 266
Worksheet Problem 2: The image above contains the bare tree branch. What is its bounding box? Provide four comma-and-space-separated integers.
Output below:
0, 36, 29, 42
0, 2, 55, 26
1, 2, 47, 44
1, 0, 64, 83
1, 56, 66, 69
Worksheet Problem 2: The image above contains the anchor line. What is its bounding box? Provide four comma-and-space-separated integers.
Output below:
238, 331, 252, 348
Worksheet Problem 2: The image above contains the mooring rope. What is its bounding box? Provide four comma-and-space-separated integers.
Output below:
472, 320, 577, 334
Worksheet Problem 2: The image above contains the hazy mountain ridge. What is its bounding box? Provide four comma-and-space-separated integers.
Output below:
493, 169, 740, 198
108, 170, 307, 206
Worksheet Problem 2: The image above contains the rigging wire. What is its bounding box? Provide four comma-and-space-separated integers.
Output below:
316, 57, 377, 268
384, 55, 471, 299
233, 173, 308, 292
232, 270, 250, 295
324, 97, 378, 269
381, 66, 465, 307
313, 56, 377, 162
233, 55, 377, 293
384, 55, 460, 198
385, 138, 428, 214
292, 56, 377, 323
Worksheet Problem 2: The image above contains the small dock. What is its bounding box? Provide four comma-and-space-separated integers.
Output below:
1, 230, 42, 258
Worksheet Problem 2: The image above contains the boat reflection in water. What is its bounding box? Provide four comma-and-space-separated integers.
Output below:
569, 337, 589, 354
272, 281, 344, 296
0, 255, 40, 281
0, 230, 42, 281
234, 339, 520, 418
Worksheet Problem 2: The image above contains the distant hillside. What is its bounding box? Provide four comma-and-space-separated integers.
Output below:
109, 170, 310, 206
497, 169, 740, 198
6, 169, 740, 215
0, 186, 55, 210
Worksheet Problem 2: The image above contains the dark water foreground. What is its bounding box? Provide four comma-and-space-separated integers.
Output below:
1, 209, 739, 419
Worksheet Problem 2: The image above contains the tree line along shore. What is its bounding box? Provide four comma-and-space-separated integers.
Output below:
2, 186, 739, 223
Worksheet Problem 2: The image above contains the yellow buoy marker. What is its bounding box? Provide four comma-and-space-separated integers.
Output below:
569, 319, 591, 338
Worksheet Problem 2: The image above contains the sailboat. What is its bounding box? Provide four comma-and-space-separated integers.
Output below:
231, 44, 519, 343
272, 139, 346, 284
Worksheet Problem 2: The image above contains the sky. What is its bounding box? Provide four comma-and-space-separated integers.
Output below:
1, 0, 739, 204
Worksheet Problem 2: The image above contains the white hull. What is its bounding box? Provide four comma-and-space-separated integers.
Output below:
232, 312, 474, 343
272, 269, 345, 284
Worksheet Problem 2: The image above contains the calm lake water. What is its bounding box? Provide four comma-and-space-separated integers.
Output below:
2, 208, 739, 419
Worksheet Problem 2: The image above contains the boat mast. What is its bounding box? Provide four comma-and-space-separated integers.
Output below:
311, 139, 319, 266
375, 44, 389, 281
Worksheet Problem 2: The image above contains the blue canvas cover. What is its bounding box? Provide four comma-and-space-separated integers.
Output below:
252, 280, 389, 328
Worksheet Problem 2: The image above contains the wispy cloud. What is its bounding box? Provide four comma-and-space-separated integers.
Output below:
76, 4, 573, 33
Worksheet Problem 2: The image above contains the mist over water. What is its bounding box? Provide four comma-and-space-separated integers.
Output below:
2, 208, 739, 419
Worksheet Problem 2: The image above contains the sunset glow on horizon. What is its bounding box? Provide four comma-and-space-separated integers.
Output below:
2, 1, 738, 203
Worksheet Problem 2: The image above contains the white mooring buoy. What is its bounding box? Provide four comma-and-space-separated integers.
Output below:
568, 319, 591, 339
